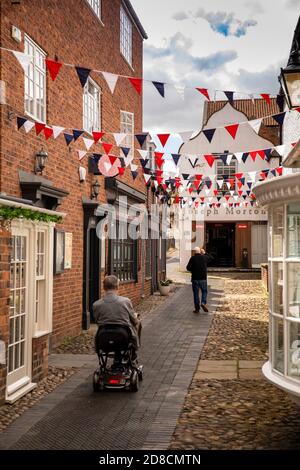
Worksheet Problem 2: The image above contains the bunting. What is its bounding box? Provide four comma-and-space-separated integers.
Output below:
45, 59, 63, 81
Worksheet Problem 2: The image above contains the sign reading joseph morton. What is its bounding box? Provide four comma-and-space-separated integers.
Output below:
195, 206, 267, 222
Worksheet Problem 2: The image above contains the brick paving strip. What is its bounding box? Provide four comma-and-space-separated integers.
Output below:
0, 278, 224, 450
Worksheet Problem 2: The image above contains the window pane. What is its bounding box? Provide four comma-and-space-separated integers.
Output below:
273, 317, 284, 374
272, 262, 284, 315
272, 205, 284, 257
287, 263, 300, 318
287, 203, 300, 257
288, 321, 300, 379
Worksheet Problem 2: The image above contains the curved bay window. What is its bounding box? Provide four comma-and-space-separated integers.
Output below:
269, 203, 300, 382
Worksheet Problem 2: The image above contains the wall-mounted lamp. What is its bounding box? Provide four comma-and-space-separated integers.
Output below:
91, 178, 100, 199
35, 148, 48, 174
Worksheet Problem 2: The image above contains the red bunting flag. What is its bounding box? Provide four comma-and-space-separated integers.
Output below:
102, 142, 113, 154
92, 131, 105, 143
174, 195, 180, 204
44, 126, 53, 140
196, 88, 210, 100
238, 181, 243, 189
213, 190, 218, 196
194, 180, 201, 190
118, 167, 125, 176
162, 183, 167, 190
45, 59, 63, 81
35, 122, 45, 135
251, 194, 256, 199
204, 154, 215, 167
260, 172, 267, 180
156, 176, 163, 185
257, 150, 265, 160
276, 167, 283, 175
154, 152, 164, 159
175, 178, 181, 188
238, 190, 243, 196
250, 151, 257, 162
234, 173, 244, 179
295, 107, 300, 113
225, 124, 239, 139
189, 187, 193, 194
109, 155, 118, 165
200, 197, 205, 202
225, 196, 230, 201
157, 134, 170, 147
228, 178, 235, 187
128, 77, 143, 95
195, 174, 202, 180
260, 93, 271, 105
155, 169, 163, 176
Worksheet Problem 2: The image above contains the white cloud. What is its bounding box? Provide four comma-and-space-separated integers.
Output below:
286, 0, 300, 8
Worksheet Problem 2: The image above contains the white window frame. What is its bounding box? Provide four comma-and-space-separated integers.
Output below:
215, 157, 237, 196
83, 77, 102, 134
24, 34, 46, 122
120, 5, 133, 66
86, 0, 102, 21
120, 110, 134, 156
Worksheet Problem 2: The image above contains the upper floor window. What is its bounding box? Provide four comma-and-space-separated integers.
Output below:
120, 110, 134, 155
120, 6, 132, 66
83, 78, 101, 134
87, 0, 101, 20
215, 156, 237, 196
24, 35, 46, 122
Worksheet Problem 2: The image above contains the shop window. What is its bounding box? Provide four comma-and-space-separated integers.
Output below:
272, 261, 284, 315
272, 205, 284, 258
287, 202, 300, 257
287, 263, 300, 318
288, 321, 300, 379
273, 317, 284, 374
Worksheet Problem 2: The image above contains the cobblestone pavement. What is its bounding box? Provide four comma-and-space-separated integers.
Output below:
0, 279, 223, 450
170, 277, 300, 450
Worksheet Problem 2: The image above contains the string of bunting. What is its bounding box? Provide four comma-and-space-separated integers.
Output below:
3, 46, 285, 102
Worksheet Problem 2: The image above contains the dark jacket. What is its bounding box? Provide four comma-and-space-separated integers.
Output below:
186, 253, 212, 281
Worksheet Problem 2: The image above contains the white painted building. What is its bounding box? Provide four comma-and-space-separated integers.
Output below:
178, 98, 281, 270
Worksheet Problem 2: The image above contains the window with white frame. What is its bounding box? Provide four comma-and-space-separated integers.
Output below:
120, 6, 132, 66
86, 0, 101, 19
83, 78, 101, 134
35, 230, 46, 332
24, 35, 46, 122
215, 156, 237, 196
120, 111, 134, 155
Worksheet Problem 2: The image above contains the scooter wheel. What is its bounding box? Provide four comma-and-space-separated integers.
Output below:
130, 371, 139, 392
93, 372, 100, 392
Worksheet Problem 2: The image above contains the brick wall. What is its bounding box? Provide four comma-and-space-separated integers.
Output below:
0, 225, 11, 403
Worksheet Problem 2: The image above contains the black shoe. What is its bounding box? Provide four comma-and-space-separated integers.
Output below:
201, 304, 209, 312
193, 308, 200, 313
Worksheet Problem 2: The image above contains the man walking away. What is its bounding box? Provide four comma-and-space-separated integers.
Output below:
186, 247, 212, 313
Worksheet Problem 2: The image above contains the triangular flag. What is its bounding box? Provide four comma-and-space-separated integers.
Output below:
157, 134, 170, 147
248, 118, 262, 134
109, 155, 118, 165
92, 131, 105, 143
104, 162, 112, 173
83, 137, 94, 150
23, 120, 35, 133
44, 126, 53, 140
140, 159, 149, 169
130, 164, 138, 172
276, 167, 283, 176
171, 154, 180, 166
143, 174, 152, 184
203, 128, 216, 143
264, 149, 272, 162
77, 150, 87, 161
12, 51, 31, 73
131, 170, 139, 180
102, 72, 119, 93
260, 93, 271, 105
219, 154, 228, 165
45, 59, 62, 81
179, 131, 193, 143
17, 117, 27, 130
182, 173, 190, 180
273, 112, 286, 126
224, 91, 234, 103
113, 133, 126, 146
234, 152, 243, 164
128, 77, 143, 95
226, 154, 233, 165
123, 155, 134, 167
118, 167, 125, 176
52, 126, 65, 139
73, 129, 84, 141
250, 151, 257, 162
135, 133, 148, 147
217, 179, 224, 188
196, 88, 210, 100
242, 152, 249, 163
122, 147, 131, 157
75, 66, 91, 87
102, 142, 113, 154
64, 133, 74, 146
225, 124, 239, 139
174, 85, 185, 100
152, 81, 165, 98
35, 122, 45, 135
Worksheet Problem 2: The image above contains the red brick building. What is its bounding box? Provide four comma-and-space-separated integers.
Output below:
0, 0, 165, 403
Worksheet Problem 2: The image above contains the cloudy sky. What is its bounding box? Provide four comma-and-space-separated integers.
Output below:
130, 0, 300, 135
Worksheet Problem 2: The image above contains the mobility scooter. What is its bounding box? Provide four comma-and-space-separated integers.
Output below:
93, 324, 143, 392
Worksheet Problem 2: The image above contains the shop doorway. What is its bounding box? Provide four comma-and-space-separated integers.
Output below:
205, 223, 235, 267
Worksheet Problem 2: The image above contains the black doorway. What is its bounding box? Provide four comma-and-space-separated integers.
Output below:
88, 228, 100, 322
205, 223, 235, 267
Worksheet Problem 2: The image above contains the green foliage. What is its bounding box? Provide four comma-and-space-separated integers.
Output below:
0, 205, 62, 224
160, 279, 172, 286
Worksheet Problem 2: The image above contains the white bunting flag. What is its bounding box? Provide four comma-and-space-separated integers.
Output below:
208, 197, 213, 202
205, 189, 211, 196
248, 171, 257, 182
23, 120, 35, 133
222, 203, 227, 208
104, 162, 112, 172
83, 137, 94, 150
77, 150, 87, 161
143, 174, 152, 184
52, 126, 65, 139
234, 195, 239, 201
137, 149, 148, 159
230, 190, 235, 196
113, 133, 126, 146
226, 154, 233, 165
274, 144, 286, 156
123, 155, 134, 167
174, 85, 185, 100
179, 131, 193, 143
102, 72, 119, 94
12, 51, 31, 73
248, 118, 262, 134
130, 164, 138, 172
226, 182, 231, 190
234, 152, 243, 164
217, 179, 224, 188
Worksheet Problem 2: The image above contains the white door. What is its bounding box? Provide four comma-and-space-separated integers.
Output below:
251, 223, 268, 267
6, 227, 33, 402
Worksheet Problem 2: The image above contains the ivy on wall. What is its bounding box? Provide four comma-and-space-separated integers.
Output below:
0, 206, 62, 224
